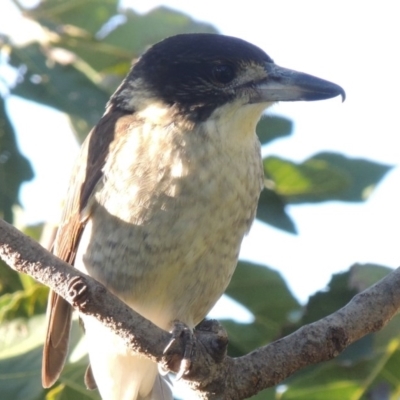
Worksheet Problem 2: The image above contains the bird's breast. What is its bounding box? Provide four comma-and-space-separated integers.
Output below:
77, 118, 263, 328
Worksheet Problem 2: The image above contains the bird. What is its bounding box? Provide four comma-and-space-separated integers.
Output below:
42, 33, 345, 400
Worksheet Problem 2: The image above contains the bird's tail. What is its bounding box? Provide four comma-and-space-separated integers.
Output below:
82, 314, 172, 400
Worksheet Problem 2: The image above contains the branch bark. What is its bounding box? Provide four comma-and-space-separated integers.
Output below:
1, 218, 400, 399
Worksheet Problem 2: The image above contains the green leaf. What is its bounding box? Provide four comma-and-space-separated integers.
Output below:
281, 360, 370, 400
281, 337, 400, 400
298, 265, 393, 366
0, 284, 48, 323
225, 262, 301, 354
0, 96, 34, 223
249, 387, 278, 400
0, 315, 46, 400
264, 155, 350, 203
228, 262, 300, 323
256, 188, 297, 234
0, 260, 23, 295
348, 263, 392, 292
301, 271, 357, 325
264, 153, 392, 204
0, 344, 44, 400
25, 0, 119, 36
28, 5, 219, 75
307, 152, 392, 202
256, 115, 293, 146
223, 319, 277, 357
0, 315, 88, 400
9, 42, 110, 130
103, 6, 217, 57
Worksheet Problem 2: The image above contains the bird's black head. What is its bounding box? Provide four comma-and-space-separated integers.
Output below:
110, 34, 345, 122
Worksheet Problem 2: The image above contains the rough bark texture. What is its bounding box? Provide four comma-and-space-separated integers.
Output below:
1, 218, 399, 399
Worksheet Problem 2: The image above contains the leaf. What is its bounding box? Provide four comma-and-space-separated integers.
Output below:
0, 260, 23, 295
249, 387, 277, 400
256, 115, 293, 146
301, 270, 357, 325
256, 188, 297, 234
0, 284, 48, 323
25, 5, 219, 75
281, 337, 400, 400
0, 96, 34, 223
349, 263, 392, 292
264, 153, 392, 204
224, 261, 301, 354
0, 315, 48, 400
9, 42, 110, 130
223, 319, 277, 357
298, 265, 394, 366
103, 6, 217, 56
227, 262, 300, 323
0, 345, 44, 400
25, 0, 119, 36
0, 315, 87, 400
281, 360, 370, 400
264, 155, 350, 203
307, 152, 393, 202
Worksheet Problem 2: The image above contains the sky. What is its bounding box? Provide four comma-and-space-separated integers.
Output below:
1, 0, 399, 310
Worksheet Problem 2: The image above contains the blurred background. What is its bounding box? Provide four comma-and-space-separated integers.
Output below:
0, 1, 399, 399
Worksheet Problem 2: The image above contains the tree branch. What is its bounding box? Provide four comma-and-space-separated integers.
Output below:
1, 218, 399, 399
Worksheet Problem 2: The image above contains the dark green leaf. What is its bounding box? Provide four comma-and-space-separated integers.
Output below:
9, 43, 110, 129
0, 96, 34, 223
256, 115, 293, 146
225, 261, 301, 354
256, 188, 297, 234
298, 265, 393, 366
0, 260, 23, 295
281, 339, 400, 400
227, 262, 300, 323
307, 152, 393, 202
39, 6, 219, 75
281, 360, 370, 399
302, 270, 357, 325
223, 319, 276, 356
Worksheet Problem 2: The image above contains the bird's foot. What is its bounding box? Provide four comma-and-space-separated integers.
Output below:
163, 321, 194, 380
162, 319, 229, 380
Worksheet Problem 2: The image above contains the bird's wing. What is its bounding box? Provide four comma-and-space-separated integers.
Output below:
42, 108, 130, 388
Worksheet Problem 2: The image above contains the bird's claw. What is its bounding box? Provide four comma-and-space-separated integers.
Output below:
163, 320, 194, 380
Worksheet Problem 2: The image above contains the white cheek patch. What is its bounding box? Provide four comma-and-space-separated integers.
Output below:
234, 62, 267, 87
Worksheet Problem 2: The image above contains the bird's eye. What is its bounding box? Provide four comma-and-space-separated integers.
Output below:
211, 64, 235, 84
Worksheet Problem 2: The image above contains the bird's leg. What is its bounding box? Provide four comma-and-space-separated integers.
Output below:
163, 320, 195, 380
162, 319, 229, 381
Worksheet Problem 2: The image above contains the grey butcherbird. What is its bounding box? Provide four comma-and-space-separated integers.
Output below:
42, 33, 345, 400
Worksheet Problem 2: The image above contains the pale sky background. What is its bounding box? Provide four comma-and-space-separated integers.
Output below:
0, 0, 399, 312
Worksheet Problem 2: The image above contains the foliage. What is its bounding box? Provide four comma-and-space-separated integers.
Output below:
0, 1, 395, 399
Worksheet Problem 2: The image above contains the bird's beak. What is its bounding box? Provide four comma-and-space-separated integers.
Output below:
251, 63, 345, 103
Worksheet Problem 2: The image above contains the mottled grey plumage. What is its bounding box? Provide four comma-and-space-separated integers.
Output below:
42, 34, 344, 399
